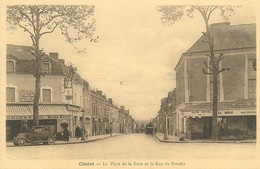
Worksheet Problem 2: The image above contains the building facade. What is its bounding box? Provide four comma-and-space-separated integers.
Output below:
6, 44, 136, 141
174, 23, 256, 140
6, 44, 74, 140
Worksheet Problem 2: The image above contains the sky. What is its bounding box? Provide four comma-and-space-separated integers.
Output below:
6, 2, 256, 122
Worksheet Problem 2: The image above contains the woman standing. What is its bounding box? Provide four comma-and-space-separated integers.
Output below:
62, 127, 70, 143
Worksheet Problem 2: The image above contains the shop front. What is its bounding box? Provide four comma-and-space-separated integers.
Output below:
6, 103, 72, 141
181, 108, 256, 140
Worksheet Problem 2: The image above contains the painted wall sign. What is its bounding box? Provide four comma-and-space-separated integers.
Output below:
182, 110, 256, 117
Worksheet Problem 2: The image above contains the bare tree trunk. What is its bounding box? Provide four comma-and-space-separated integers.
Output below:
33, 36, 41, 126
212, 71, 218, 140
205, 18, 219, 140
33, 11, 41, 126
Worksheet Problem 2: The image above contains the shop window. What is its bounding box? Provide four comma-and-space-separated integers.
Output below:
248, 59, 256, 71
6, 87, 15, 102
42, 62, 51, 74
7, 60, 15, 73
42, 89, 51, 103
247, 116, 256, 130
248, 79, 256, 99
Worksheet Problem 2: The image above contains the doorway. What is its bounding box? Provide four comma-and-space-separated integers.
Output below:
203, 118, 212, 139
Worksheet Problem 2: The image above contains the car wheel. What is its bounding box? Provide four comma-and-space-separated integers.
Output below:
17, 138, 26, 146
48, 137, 55, 145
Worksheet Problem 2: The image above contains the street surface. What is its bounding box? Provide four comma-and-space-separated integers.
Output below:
5, 133, 256, 159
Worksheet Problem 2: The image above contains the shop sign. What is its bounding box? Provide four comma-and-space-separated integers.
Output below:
183, 110, 256, 117
7, 116, 33, 120
40, 115, 71, 119
7, 115, 71, 120
19, 91, 35, 102
66, 105, 81, 111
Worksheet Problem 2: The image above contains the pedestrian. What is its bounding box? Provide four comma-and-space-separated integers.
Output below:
62, 127, 70, 143
109, 127, 112, 136
75, 126, 81, 140
154, 127, 157, 135
81, 127, 85, 140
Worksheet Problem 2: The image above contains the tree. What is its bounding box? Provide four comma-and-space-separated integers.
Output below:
157, 5, 235, 140
7, 5, 98, 126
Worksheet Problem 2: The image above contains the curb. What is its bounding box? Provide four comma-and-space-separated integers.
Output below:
154, 135, 256, 144
6, 134, 122, 147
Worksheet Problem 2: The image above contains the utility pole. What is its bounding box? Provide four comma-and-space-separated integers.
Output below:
163, 110, 168, 140
81, 109, 86, 141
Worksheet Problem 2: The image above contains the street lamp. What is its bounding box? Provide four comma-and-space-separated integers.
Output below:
163, 110, 168, 140
81, 109, 86, 141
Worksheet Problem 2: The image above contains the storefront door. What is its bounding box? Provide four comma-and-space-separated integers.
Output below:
203, 118, 212, 139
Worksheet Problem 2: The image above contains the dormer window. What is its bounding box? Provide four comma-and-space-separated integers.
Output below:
42, 62, 51, 74
6, 60, 15, 73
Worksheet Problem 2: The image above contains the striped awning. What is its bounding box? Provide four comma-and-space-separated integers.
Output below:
6, 104, 71, 117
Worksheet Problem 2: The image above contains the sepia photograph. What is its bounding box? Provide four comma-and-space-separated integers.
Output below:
0, 0, 259, 168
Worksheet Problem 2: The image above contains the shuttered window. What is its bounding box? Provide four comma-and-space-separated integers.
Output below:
42, 89, 51, 103
248, 79, 256, 99
6, 87, 15, 102
7, 61, 15, 72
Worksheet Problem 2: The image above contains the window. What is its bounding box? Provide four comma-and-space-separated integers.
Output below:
248, 59, 256, 71
248, 79, 256, 99
6, 60, 15, 73
42, 89, 51, 103
6, 87, 15, 102
42, 62, 51, 74
247, 116, 256, 130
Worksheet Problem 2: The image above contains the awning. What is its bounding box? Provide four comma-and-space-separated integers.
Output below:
6, 104, 71, 120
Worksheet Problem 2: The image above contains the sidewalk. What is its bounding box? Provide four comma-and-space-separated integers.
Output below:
154, 133, 256, 143
6, 133, 123, 147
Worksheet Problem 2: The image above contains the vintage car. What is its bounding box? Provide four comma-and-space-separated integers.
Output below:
13, 126, 56, 146
145, 124, 154, 135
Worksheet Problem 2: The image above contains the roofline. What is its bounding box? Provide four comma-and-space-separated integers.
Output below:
183, 46, 256, 55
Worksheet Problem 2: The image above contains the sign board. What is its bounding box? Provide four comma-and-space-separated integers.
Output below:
182, 109, 256, 117
19, 91, 34, 102
7, 115, 71, 120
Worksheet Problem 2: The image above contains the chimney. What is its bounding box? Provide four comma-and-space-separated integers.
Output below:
49, 52, 59, 60
58, 59, 65, 64
108, 98, 113, 104
96, 90, 102, 96
120, 106, 125, 111
103, 94, 106, 99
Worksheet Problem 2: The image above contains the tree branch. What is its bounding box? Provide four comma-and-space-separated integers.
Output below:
207, 6, 218, 20
217, 68, 230, 74
18, 8, 36, 31
39, 14, 65, 31
30, 35, 36, 47
28, 49, 36, 57
39, 22, 59, 36
16, 18, 35, 37
217, 53, 224, 66
204, 61, 213, 72
202, 69, 213, 75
